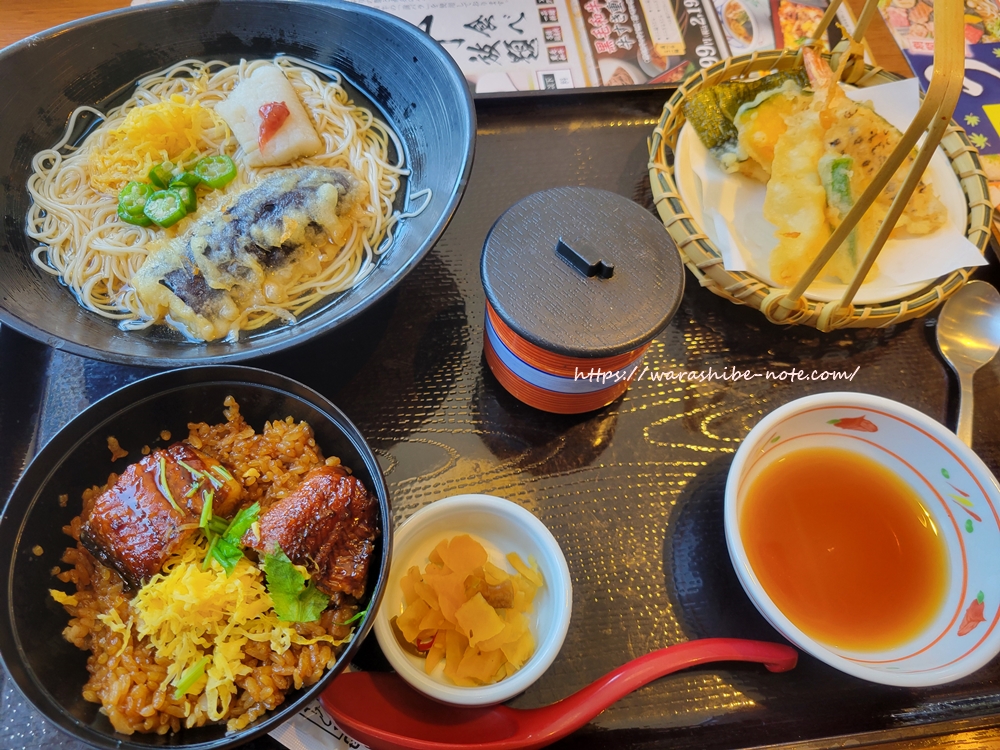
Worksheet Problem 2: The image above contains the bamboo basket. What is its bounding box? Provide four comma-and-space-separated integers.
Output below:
648, 0, 992, 330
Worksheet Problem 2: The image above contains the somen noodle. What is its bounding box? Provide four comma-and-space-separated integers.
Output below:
26, 56, 420, 341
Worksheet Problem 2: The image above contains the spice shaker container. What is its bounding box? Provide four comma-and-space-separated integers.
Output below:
480, 187, 684, 414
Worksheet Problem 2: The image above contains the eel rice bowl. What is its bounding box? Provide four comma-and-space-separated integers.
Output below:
50, 397, 378, 735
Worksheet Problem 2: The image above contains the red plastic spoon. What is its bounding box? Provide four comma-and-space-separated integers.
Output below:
320, 638, 797, 750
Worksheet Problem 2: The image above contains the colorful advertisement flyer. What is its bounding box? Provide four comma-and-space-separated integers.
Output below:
770, 0, 829, 49
878, 0, 1000, 208
578, 0, 686, 86
715, 0, 776, 54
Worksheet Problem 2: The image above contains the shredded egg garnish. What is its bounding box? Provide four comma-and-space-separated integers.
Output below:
96, 536, 348, 724
88, 95, 225, 195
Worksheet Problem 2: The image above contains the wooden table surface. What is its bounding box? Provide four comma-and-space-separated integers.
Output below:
0, 1, 997, 750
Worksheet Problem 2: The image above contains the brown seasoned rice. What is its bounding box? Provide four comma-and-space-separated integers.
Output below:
53, 397, 359, 735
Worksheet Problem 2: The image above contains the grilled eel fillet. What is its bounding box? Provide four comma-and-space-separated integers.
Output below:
243, 465, 378, 599
79, 442, 243, 588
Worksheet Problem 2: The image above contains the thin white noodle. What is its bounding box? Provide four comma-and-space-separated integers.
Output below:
26, 57, 431, 340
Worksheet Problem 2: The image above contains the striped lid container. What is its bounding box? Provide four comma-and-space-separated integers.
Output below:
480, 187, 685, 414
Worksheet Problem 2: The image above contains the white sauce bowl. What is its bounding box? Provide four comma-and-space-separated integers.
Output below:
725, 392, 1000, 686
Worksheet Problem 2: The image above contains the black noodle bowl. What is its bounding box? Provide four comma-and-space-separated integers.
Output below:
0, 0, 475, 367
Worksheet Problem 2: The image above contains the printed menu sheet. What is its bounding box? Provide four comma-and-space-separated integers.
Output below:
352, 0, 593, 90
349, 0, 839, 92
133, 0, 838, 92
348, 0, 742, 94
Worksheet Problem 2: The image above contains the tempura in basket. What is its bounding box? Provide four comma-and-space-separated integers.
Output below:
685, 47, 948, 287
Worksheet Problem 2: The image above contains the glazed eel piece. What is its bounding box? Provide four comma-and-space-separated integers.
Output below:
243, 465, 379, 599
79, 443, 243, 588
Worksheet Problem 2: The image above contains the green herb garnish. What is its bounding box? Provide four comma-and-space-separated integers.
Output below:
173, 656, 211, 700
156, 456, 181, 513
177, 460, 204, 481
263, 548, 330, 623
202, 502, 259, 576
202, 532, 219, 572
198, 490, 214, 529
339, 607, 368, 627
212, 537, 244, 576
224, 503, 259, 540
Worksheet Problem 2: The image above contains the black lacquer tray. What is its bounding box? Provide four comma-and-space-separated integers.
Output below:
3, 87, 1000, 750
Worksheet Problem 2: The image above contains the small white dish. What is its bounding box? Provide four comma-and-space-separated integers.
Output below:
374, 494, 573, 706
725, 392, 1000, 686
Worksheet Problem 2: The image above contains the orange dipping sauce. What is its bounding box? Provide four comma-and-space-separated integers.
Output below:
740, 446, 949, 652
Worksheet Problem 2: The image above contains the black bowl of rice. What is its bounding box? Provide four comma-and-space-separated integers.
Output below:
0, 0, 474, 367
0, 366, 391, 748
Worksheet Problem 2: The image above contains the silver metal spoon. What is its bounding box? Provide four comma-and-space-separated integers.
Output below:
936, 280, 1000, 447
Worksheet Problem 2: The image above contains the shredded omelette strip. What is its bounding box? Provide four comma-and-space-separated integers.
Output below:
87, 94, 226, 195
96, 536, 348, 724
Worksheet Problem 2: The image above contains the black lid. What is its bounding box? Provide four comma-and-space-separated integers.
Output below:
481, 187, 685, 358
